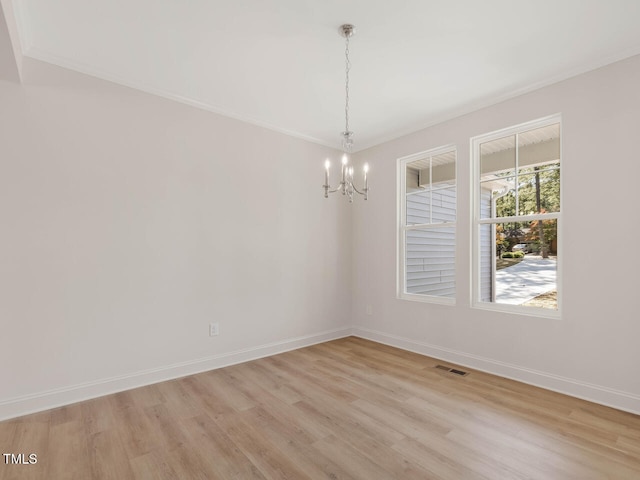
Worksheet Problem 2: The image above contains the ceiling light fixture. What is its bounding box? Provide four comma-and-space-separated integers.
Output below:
323, 24, 368, 203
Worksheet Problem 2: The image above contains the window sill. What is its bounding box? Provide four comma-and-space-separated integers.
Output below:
472, 301, 561, 319
398, 293, 456, 306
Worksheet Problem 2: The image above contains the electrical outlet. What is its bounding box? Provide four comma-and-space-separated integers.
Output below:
366, 305, 373, 315
209, 323, 219, 336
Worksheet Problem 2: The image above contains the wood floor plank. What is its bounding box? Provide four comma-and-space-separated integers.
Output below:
392, 435, 490, 480
263, 354, 361, 403
128, 449, 179, 480
109, 402, 160, 459
312, 434, 398, 480
175, 372, 235, 418
0, 421, 17, 480
204, 368, 259, 411
241, 406, 359, 480
142, 403, 191, 452
81, 396, 118, 436
46, 420, 92, 480
127, 383, 165, 410
87, 428, 136, 480
212, 411, 313, 479
1, 414, 49, 480
153, 378, 203, 420
165, 442, 227, 480
177, 414, 266, 480
1, 336, 639, 479
233, 361, 304, 405
318, 429, 432, 480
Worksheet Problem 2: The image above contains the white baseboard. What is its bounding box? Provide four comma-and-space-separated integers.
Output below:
352, 326, 640, 416
0, 327, 353, 421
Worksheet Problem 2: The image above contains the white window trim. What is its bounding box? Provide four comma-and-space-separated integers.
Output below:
470, 114, 563, 319
397, 144, 457, 305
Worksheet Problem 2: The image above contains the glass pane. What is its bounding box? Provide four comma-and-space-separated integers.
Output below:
517, 122, 560, 215
479, 177, 516, 220
480, 135, 515, 220
431, 150, 456, 185
481, 170, 560, 219
516, 173, 537, 216
405, 163, 424, 193
479, 220, 558, 310
481, 135, 515, 176
494, 186, 516, 218
517, 123, 560, 171
405, 150, 456, 225
517, 165, 560, 214
405, 227, 455, 298
406, 190, 430, 225
431, 187, 456, 223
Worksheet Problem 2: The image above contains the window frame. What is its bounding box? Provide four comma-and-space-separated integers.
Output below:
471, 114, 562, 318
397, 144, 457, 305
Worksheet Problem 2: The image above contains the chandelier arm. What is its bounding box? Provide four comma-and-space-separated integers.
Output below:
351, 185, 370, 198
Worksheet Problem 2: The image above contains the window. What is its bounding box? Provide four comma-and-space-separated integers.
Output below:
398, 146, 456, 304
472, 115, 561, 316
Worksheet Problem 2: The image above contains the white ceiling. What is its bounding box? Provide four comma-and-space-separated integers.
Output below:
8, 0, 640, 151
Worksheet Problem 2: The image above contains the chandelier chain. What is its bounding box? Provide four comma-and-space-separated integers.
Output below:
344, 34, 350, 135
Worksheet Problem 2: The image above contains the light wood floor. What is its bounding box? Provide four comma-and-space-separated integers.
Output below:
1, 337, 639, 479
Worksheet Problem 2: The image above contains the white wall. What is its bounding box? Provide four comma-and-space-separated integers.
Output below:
352, 54, 640, 414
0, 58, 352, 419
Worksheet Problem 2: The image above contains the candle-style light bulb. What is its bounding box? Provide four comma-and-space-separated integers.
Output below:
341, 154, 347, 184
324, 159, 330, 187
364, 163, 369, 189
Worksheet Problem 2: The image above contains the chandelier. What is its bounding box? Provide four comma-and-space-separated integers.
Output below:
323, 24, 369, 202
